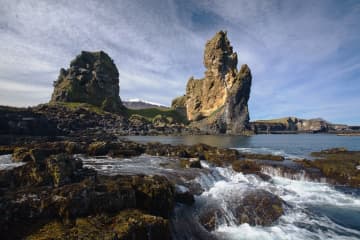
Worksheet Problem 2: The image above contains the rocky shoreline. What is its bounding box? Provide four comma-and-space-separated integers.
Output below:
0, 137, 359, 239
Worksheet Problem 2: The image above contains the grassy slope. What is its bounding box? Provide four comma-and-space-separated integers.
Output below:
126, 107, 188, 124
252, 117, 295, 124
47, 102, 107, 115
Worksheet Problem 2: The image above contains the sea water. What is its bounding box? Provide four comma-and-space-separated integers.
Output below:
2, 134, 360, 239
123, 134, 360, 239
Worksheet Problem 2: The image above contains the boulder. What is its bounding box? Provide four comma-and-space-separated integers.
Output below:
232, 160, 261, 174
26, 210, 170, 240
198, 206, 224, 231
234, 190, 284, 226
180, 157, 202, 169
0, 162, 174, 239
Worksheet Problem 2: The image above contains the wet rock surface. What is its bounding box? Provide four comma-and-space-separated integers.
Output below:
0, 141, 177, 239
0, 106, 60, 137
234, 190, 284, 226
300, 148, 360, 187
1, 139, 359, 239
26, 209, 170, 240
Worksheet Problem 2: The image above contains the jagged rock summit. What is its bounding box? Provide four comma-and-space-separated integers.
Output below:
50, 51, 124, 113
172, 31, 252, 134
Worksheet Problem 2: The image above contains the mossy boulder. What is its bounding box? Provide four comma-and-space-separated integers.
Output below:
232, 160, 261, 174
152, 114, 169, 127
2, 154, 87, 188
144, 142, 239, 166
12, 142, 87, 163
308, 148, 360, 187
26, 210, 170, 240
12, 147, 32, 162
235, 190, 284, 226
45, 154, 84, 187
180, 158, 202, 169
131, 175, 175, 218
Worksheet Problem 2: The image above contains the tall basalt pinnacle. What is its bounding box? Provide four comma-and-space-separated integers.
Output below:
172, 31, 252, 134
50, 51, 124, 113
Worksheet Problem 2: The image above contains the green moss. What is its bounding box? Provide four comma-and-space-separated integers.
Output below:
232, 160, 261, 173
26, 210, 169, 240
49, 102, 106, 115
308, 149, 360, 187
253, 117, 297, 124
126, 108, 188, 124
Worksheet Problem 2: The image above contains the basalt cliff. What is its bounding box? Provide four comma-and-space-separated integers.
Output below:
50, 51, 124, 113
251, 117, 358, 134
172, 31, 252, 134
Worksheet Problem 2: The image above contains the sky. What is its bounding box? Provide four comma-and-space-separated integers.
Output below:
0, 0, 359, 125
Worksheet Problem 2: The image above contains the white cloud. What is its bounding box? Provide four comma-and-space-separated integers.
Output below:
0, 0, 359, 124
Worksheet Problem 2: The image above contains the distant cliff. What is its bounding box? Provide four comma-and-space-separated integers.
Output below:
172, 31, 252, 134
251, 117, 355, 134
50, 51, 124, 113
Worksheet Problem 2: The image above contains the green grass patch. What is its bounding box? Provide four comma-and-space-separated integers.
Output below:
253, 117, 296, 124
126, 107, 188, 124
49, 102, 106, 115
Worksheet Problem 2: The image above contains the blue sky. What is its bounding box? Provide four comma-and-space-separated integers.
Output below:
0, 0, 359, 125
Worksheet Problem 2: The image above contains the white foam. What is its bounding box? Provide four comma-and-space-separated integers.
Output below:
234, 147, 303, 159
271, 175, 360, 207
0, 154, 25, 170
194, 162, 360, 240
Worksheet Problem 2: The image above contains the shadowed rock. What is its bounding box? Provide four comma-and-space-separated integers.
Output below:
50, 51, 124, 113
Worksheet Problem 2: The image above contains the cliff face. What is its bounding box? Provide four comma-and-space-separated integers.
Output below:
173, 31, 252, 134
251, 117, 351, 133
50, 51, 124, 113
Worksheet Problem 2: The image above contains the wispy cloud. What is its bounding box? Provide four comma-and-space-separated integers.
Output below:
0, 0, 359, 124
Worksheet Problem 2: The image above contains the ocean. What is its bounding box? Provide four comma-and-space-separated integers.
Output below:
123, 134, 360, 239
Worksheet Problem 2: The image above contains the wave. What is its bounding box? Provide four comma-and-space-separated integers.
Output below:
234, 147, 304, 159
193, 161, 360, 240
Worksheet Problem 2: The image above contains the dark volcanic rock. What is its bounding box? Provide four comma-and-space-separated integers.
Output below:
145, 142, 239, 166
198, 205, 224, 231
33, 103, 127, 138
26, 210, 170, 240
307, 148, 360, 187
50, 51, 124, 113
172, 31, 252, 134
232, 160, 261, 174
0, 106, 59, 136
234, 190, 284, 226
198, 190, 284, 231
0, 141, 176, 239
